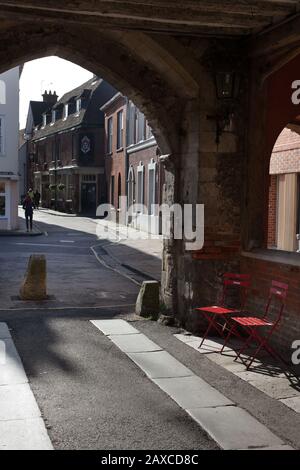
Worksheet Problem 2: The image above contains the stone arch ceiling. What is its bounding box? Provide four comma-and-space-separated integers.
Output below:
0, 1, 299, 150
0, 18, 204, 154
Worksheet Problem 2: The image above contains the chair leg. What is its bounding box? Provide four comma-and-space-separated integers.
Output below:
246, 326, 287, 370
220, 322, 236, 353
234, 327, 256, 363
199, 313, 216, 348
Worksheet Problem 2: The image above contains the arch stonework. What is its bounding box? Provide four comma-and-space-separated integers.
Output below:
3, 7, 300, 352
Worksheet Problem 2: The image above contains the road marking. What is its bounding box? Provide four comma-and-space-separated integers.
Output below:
90, 243, 142, 286
59, 240, 75, 243
0, 322, 53, 450
90, 319, 291, 450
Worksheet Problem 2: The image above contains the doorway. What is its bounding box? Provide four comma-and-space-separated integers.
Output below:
81, 182, 96, 215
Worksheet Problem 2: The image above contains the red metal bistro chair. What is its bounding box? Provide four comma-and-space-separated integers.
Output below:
223, 280, 288, 370
195, 273, 251, 349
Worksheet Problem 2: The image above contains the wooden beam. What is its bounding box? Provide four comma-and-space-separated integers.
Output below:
250, 11, 300, 56
0, 1, 296, 32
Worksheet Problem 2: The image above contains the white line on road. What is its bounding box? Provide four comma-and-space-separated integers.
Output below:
59, 240, 75, 243
0, 322, 53, 450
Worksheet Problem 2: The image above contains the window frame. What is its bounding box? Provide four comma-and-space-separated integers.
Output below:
63, 104, 69, 120
116, 110, 124, 150
76, 99, 81, 115
0, 115, 5, 155
0, 181, 7, 218
107, 116, 113, 154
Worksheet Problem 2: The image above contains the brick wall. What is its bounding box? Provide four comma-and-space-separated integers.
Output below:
270, 126, 300, 175
267, 175, 277, 247
103, 96, 127, 208
241, 255, 300, 354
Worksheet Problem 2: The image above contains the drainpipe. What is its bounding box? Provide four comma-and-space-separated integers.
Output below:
297, 234, 300, 253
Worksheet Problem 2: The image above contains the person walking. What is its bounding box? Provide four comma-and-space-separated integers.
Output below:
23, 193, 34, 232
34, 190, 40, 209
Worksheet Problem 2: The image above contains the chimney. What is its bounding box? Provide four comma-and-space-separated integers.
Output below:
42, 90, 58, 105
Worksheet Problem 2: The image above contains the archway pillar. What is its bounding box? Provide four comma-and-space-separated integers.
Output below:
160, 54, 248, 331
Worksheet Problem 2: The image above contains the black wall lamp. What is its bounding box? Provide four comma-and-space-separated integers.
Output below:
207, 70, 240, 145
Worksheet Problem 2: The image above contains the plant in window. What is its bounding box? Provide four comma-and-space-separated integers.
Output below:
49, 184, 57, 191
58, 183, 65, 191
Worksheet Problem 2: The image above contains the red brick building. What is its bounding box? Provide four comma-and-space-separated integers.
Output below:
100, 93, 127, 211
101, 95, 163, 234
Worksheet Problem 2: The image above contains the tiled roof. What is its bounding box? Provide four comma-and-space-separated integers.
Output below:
32, 76, 104, 141
30, 101, 51, 126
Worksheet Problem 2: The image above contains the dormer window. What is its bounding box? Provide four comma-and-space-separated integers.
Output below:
63, 104, 69, 120
76, 99, 81, 114
51, 110, 56, 125
42, 114, 47, 127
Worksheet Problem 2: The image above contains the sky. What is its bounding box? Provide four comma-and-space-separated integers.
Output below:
19, 56, 94, 129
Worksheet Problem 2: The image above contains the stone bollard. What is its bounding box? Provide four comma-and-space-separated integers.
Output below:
20, 254, 47, 301
135, 280, 160, 318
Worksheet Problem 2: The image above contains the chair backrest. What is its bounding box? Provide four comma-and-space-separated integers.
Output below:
220, 273, 251, 310
264, 280, 288, 323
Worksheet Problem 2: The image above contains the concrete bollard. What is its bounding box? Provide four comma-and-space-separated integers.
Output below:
20, 254, 47, 301
135, 280, 160, 318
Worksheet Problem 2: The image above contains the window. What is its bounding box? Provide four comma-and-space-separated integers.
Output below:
117, 173, 122, 208
63, 104, 69, 120
145, 120, 152, 140
111, 175, 115, 206
82, 174, 96, 182
0, 80, 6, 105
42, 114, 47, 127
0, 117, 4, 154
0, 181, 6, 217
117, 110, 123, 149
76, 99, 81, 114
137, 162, 144, 210
148, 159, 157, 215
51, 110, 56, 124
134, 109, 139, 144
268, 125, 300, 252
107, 117, 113, 153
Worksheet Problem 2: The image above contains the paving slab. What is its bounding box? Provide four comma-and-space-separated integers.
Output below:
209, 352, 247, 373
280, 396, 300, 413
0, 322, 11, 339
127, 350, 194, 379
109, 333, 162, 353
91, 319, 139, 336
0, 383, 41, 420
0, 418, 53, 450
153, 376, 233, 409
245, 377, 299, 400
0, 338, 28, 385
186, 405, 284, 450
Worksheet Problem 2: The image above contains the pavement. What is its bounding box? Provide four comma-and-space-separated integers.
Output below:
0, 208, 299, 450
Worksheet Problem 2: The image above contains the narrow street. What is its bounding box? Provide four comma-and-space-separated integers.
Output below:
1, 210, 300, 450
0, 210, 216, 450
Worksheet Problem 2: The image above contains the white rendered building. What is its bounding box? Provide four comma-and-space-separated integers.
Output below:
0, 67, 19, 231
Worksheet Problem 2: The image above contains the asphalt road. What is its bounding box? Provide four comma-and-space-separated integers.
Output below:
0, 210, 217, 450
